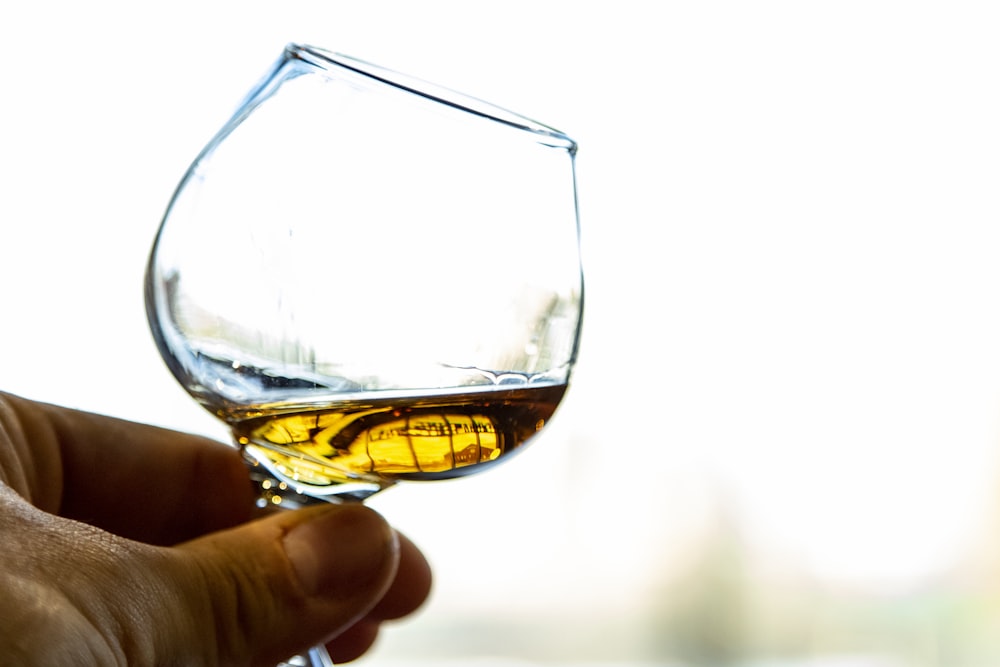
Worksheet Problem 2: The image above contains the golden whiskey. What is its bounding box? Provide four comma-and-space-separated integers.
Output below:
229, 383, 566, 497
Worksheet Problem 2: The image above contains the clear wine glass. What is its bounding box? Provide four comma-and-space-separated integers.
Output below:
145, 44, 582, 666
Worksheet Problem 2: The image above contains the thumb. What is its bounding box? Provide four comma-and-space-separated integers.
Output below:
164, 503, 400, 666
0, 486, 400, 666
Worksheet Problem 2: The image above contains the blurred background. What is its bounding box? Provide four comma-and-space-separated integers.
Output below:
3, 2, 1000, 665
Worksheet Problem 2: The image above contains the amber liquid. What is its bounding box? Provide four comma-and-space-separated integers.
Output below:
229, 383, 565, 500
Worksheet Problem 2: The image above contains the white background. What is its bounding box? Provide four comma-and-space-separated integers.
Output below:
3, 2, 1000, 665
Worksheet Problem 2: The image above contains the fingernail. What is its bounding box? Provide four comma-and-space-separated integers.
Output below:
283, 505, 398, 598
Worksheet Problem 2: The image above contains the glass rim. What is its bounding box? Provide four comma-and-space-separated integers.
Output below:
288, 43, 577, 152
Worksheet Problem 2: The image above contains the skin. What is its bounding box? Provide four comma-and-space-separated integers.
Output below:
0, 391, 432, 666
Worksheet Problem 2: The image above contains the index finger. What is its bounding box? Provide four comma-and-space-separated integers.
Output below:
0, 392, 254, 545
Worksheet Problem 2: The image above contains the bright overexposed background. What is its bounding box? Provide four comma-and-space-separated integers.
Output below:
4, 2, 1000, 666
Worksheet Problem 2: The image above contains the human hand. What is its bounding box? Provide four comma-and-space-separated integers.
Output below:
0, 391, 431, 666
